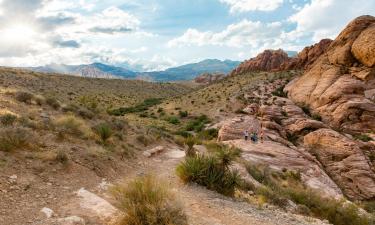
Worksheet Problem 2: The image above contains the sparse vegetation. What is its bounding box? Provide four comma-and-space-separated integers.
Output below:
271, 86, 287, 98
15, 91, 34, 103
46, 97, 61, 109
354, 134, 373, 142
166, 116, 180, 125
245, 163, 373, 225
54, 115, 91, 138
108, 98, 162, 116
94, 123, 113, 143
112, 175, 188, 225
0, 127, 33, 152
0, 114, 17, 126
185, 115, 210, 132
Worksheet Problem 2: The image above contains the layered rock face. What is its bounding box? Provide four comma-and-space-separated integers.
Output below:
285, 15, 375, 133
231, 39, 332, 76
281, 39, 333, 71
231, 49, 290, 75
304, 129, 375, 200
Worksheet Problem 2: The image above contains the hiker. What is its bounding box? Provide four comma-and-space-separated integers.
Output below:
260, 124, 264, 143
244, 130, 249, 141
251, 132, 258, 143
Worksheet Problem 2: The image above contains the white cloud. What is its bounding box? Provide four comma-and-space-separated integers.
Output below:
219, 0, 284, 12
289, 0, 375, 41
168, 20, 285, 49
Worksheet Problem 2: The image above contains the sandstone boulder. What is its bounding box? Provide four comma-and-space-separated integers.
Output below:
217, 116, 260, 141
286, 15, 375, 133
224, 140, 343, 199
304, 129, 375, 200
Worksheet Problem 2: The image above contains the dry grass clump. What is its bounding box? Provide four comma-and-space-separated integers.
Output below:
112, 175, 188, 225
15, 91, 34, 103
54, 115, 91, 138
93, 122, 113, 143
0, 113, 17, 126
0, 127, 34, 152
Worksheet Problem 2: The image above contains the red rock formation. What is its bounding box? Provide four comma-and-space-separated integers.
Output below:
231, 49, 290, 75
285, 15, 375, 133
231, 39, 332, 76
282, 39, 333, 71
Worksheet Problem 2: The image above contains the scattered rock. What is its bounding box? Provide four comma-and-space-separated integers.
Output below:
56, 216, 85, 225
143, 146, 165, 157
40, 207, 54, 219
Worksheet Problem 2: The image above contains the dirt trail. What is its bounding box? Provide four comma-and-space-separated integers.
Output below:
114, 146, 327, 225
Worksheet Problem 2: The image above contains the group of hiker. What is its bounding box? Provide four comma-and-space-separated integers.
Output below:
243, 126, 264, 143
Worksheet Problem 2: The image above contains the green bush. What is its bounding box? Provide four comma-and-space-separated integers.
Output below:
94, 123, 113, 143
271, 86, 287, 98
108, 98, 162, 116
176, 153, 241, 196
136, 134, 151, 146
312, 114, 322, 121
178, 111, 188, 118
166, 116, 180, 125
354, 134, 373, 142
0, 127, 32, 152
197, 128, 218, 140
112, 175, 188, 225
0, 114, 17, 126
185, 115, 210, 132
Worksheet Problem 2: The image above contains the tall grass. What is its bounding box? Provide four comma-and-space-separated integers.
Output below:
112, 175, 188, 225
176, 152, 241, 196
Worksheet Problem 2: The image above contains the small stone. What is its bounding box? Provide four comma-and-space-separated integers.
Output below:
40, 207, 54, 218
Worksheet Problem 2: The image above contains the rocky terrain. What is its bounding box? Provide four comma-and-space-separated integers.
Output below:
1, 15, 375, 225
194, 72, 226, 84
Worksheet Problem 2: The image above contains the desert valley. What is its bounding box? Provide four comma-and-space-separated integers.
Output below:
0, 1, 375, 225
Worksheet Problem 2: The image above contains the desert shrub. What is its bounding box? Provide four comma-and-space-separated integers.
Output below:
136, 134, 151, 146
301, 105, 311, 117
112, 175, 188, 225
271, 86, 287, 98
176, 154, 241, 196
312, 114, 322, 121
54, 115, 90, 138
185, 115, 210, 132
15, 91, 34, 103
94, 123, 113, 143
46, 97, 60, 109
174, 130, 192, 138
166, 116, 180, 125
79, 95, 99, 111
0, 114, 17, 126
197, 128, 218, 140
286, 133, 299, 145
354, 134, 373, 142
0, 127, 32, 152
234, 109, 247, 114
34, 95, 45, 106
55, 150, 69, 164
178, 111, 188, 118
77, 108, 95, 119
62, 103, 80, 113
108, 98, 162, 116
184, 136, 196, 157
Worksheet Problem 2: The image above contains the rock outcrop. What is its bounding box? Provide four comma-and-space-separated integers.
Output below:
231, 49, 290, 75
281, 39, 333, 71
304, 129, 375, 200
285, 15, 375, 133
231, 39, 332, 76
194, 73, 226, 84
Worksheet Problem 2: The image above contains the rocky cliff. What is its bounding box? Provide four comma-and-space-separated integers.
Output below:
285, 15, 375, 134
231, 39, 332, 76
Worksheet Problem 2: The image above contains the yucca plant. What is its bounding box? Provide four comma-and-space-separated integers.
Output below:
94, 122, 113, 143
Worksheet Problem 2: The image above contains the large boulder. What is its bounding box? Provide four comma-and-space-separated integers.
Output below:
286, 15, 375, 133
224, 139, 343, 199
304, 129, 375, 200
218, 116, 260, 141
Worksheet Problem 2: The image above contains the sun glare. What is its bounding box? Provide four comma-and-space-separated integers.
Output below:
2, 24, 36, 43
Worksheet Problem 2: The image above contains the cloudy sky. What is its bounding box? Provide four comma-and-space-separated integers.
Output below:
0, 0, 373, 71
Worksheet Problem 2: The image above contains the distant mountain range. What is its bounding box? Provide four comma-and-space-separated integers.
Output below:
24, 59, 240, 82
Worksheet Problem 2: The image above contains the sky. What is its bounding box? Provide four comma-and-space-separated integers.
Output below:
0, 0, 374, 71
